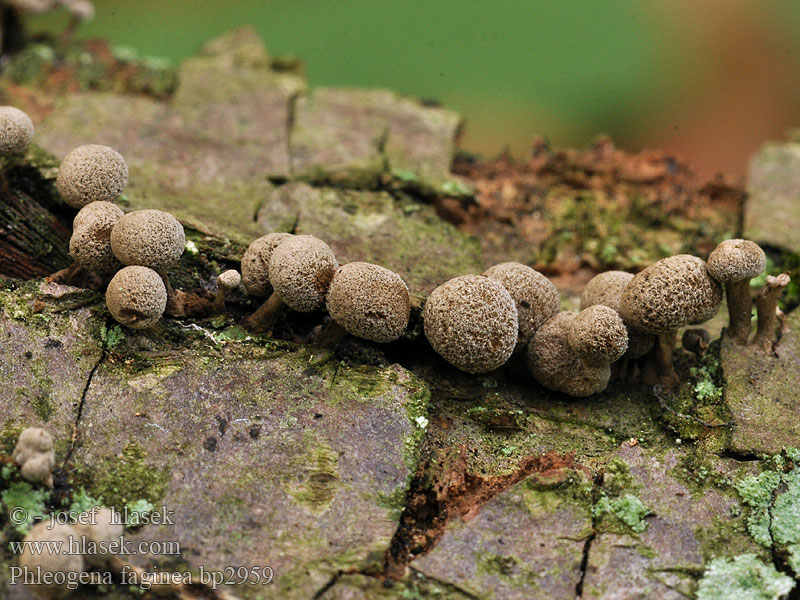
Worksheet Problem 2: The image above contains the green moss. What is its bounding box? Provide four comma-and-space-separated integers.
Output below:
283, 432, 340, 514
1, 481, 49, 535
602, 457, 635, 496
696, 554, 794, 600
85, 441, 170, 508
593, 493, 650, 533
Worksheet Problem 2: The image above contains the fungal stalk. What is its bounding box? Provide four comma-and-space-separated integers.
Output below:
753, 273, 791, 352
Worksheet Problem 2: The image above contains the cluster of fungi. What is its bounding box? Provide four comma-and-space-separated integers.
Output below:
0, 105, 792, 398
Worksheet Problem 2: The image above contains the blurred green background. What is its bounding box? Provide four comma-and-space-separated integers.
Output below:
29, 0, 800, 178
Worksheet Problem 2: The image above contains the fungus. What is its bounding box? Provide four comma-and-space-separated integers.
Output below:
105, 266, 167, 329
110, 209, 184, 272
211, 269, 241, 315
18, 522, 85, 600
68, 201, 124, 273
753, 273, 791, 352
110, 209, 185, 314
74, 506, 123, 568
0, 106, 34, 155
12, 427, 55, 487
482, 262, 559, 352
706, 239, 766, 344
56, 144, 127, 209
527, 311, 611, 397
567, 305, 628, 366
619, 254, 722, 386
269, 235, 338, 311
580, 270, 654, 361
325, 262, 410, 343
423, 274, 518, 374
241, 232, 293, 297
243, 235, 337, 333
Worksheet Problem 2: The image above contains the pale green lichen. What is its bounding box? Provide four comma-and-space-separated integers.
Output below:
696, 554, 794, 600
1, 481, 49, 535
734, 470, 781, 547
67, 487, 101, 515
593, 493, 650, 533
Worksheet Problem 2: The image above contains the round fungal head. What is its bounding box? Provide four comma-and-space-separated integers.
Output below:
241, 233, 293, 297
619, 255, 722, 334
18, 522, 85, 600
56, 144, 128, 209
75, 507, 124, 567
106, 266, 167, 329
526, 312, 610, 397
707, 239, 766, 283
218, 269, 241, 291
580, 271, 633, 313
567, 305, 628, 365
326, 262, 410, 343
69, 201, 125, 272
423, 275, 518, 374
110, 209, 185, 272
0, 106, 34, 154
268, 235, 338, 312
482, 262, 559, 351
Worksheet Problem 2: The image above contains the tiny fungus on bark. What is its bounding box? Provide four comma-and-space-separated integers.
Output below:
18, 522, 85, 600
56, 144, 128, 209
12, 427, 55, 487
580, 270, 654, 361
241, 232, 293, 297
706, 239, 766, 344
567, 304, 628, 366
105, 266, 167, 329
325, 261, 410, 343
212, 269, 241, 315
74, 506, 124, 568
423, 274, 518, 374
110, 209, 185, 272
753, 272, 791, 352
682, 328, 710, 357
269, 235, 338, 311
68, 201, 124, 273
0, 106, 34, 155
110, 209, 185, 314
620, 254, 722, 386
527, 311, 611, 397
482, 261, 559, 352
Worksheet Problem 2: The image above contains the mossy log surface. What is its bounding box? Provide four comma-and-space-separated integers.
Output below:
1, 27, 800, 600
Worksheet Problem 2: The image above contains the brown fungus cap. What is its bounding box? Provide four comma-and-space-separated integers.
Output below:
268, 235, 338, 312
0, 106, 34, 154
106, 266, 167, 329
18, 522, 85, 600
423, 275, 518, 374
13, 427, 55, 486
69, 201, 124, 272
241, 233, 293, 297
110, 209, 185, 272
567, 305, 628, 365
619, 255, 722, 333
707, 239, 766, 283
482, 262, 559, 351
326, 262, 410, 343
56, 144, 128, 209
218, 269, 241, 291
580, 271, 633, 313
580, 271, 653, 360
526, 312, 610, 397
